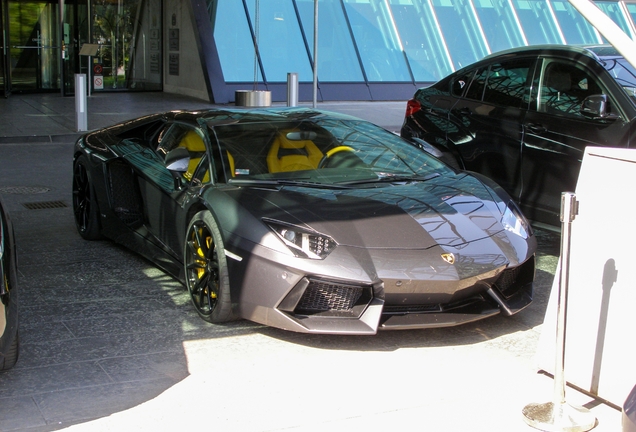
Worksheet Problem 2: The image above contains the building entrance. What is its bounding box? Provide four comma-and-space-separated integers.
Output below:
0, 0, 160, 96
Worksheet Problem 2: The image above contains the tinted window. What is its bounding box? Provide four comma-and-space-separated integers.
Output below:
463, 59, 533, 108
451, 70, 475, 97
465, 67, 487, 100
538, 61, 605, 118
482, 60, 533, 107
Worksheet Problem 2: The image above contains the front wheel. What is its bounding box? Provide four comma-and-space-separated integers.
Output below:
184, 211, 234, 323
72, 155, 102, 240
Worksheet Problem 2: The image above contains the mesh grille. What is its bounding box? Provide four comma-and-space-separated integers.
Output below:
494, 265, 521, 296
22, 201, 67, 210
297, 281, 363, 312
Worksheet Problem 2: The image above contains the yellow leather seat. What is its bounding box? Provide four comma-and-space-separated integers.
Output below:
178, 130, 207, 181
267, 131, 323, 173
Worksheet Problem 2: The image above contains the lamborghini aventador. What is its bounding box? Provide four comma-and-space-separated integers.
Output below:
72, 108, 536, 334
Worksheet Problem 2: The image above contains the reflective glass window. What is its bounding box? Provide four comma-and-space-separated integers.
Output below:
210, 1, 263, 82
472, 0, 526, 54
430, 0, 489, 69
245, 0, 313, 82
465, 67, 487, 101
550, 0, 600, 44
627, 3, 636, 28
388, 0, 453, 82
594, 1, 634, 38
451, 70, 475, 97
538, 61, 605, 118
512, 0, 563, 44
342, 0, 411, 82
296, 0, 363, 82
482, 59, 533, 108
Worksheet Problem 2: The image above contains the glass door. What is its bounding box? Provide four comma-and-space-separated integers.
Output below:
8, 0, 60, 92
1, 0, 10, 96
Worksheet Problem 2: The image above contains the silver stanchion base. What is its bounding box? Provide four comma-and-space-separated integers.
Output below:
522, 401, 596, 432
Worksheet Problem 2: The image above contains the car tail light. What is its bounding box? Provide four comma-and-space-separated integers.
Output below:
405, 99, 421, 117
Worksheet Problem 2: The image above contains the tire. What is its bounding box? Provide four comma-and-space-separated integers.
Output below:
184, 211, 234, 323
0, 330, 19, 372
72, 155, 102, 240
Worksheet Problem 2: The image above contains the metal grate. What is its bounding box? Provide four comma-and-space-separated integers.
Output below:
297, 281, 363, 312
0, 186, 50, 195
22, 201, 68, 210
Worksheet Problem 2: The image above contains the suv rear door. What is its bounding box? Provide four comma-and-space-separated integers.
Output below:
448, 57, 536, 199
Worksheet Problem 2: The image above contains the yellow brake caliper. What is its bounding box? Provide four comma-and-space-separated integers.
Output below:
196, 232, 217, 299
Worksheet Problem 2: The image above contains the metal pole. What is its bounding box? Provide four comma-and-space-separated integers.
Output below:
75, 73, 87, 131
522, 192, 596, 432
312, 0, 318, 108
287, 72, 298, 107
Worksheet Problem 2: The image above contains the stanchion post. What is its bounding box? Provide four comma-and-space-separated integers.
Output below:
287, 72, 298, 107
75, 74, 88, 132
522, 192, 596, 432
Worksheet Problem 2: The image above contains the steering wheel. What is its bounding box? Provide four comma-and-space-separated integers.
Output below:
318, 146, 355, 168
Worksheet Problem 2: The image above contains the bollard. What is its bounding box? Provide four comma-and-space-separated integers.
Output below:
522, 192, 596, 432
287, 72, 298, 107
75, 74, 88, 132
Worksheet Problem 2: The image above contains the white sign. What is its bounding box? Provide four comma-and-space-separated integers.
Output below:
94, 75, 103, 90
537, 146, 636, 406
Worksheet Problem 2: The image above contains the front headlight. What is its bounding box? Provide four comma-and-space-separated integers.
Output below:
266, 221, 337, 259
501, 202, 532, 239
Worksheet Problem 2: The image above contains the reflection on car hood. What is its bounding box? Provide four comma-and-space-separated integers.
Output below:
238, 174, 505, 249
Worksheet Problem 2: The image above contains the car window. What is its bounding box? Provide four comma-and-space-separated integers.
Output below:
536, 61, 606, 118
157, 123, 211, 184
465, 67, 487, 100
463, 59, 533, 108
482, 60, 533, 107
451, 70, 475, 97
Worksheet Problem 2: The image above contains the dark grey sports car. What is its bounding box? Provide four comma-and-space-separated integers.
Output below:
72, 108, 536, 334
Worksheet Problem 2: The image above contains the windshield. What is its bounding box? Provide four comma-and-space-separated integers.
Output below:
600, 56, 636, 104
207, 117, 451, 186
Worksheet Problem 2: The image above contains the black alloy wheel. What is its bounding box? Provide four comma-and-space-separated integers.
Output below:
72, 155, 102, 240
184, 211, 233, 323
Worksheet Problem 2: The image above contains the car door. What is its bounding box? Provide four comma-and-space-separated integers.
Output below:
448, 57, 536, 199
520, 57, 632, 225
138, 121, 213, 258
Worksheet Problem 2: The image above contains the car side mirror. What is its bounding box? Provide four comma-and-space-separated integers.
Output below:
165, 147, 190, 173
580, 94, 620, 121
165, 147, 190, 190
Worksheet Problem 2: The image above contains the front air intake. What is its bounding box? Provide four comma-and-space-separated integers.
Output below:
284, 278, 373, 318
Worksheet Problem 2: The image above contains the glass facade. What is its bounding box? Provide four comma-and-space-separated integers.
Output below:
207, 0, 636, 95
4, 0, 636, 98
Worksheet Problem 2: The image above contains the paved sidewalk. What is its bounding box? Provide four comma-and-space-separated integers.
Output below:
0, 92, 407, 143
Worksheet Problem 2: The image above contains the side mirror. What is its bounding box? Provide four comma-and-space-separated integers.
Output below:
580, 94, 620, 121
165, 147, 190, 173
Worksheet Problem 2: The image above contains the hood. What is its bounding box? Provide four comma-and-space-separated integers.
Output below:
237, 174, 506, 249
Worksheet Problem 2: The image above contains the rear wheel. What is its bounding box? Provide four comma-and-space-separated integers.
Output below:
72, 155, 102, 240
184, 211, 234, 323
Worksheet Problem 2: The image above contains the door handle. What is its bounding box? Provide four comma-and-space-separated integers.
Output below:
526, 123, 547, 134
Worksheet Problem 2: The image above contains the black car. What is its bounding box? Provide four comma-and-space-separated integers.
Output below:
401, 45, 636, 226
0, 196, 18, 371
72, 108, 536, 334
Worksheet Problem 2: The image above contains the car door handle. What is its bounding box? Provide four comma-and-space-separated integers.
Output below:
525, 123, 547, 134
